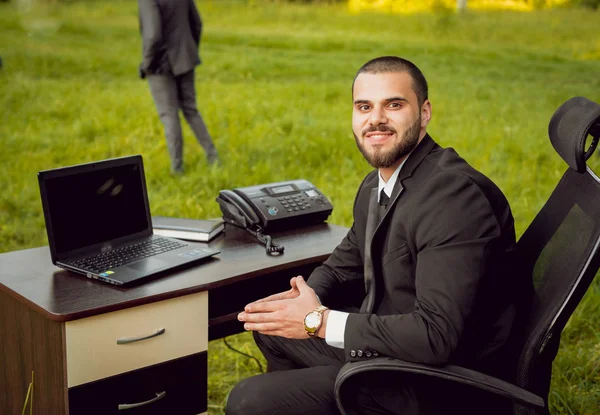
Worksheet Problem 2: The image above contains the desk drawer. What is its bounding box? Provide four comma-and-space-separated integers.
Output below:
66, 291, 208, 387
68, 352, 207, 415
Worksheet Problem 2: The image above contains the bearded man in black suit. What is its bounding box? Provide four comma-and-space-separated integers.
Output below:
226, 56, 525, 415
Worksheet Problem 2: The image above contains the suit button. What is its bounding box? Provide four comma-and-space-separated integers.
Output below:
373, 351, 379, 357
357, 350, 363, 357
365, 351, 372, 358
350, 350, 356, 358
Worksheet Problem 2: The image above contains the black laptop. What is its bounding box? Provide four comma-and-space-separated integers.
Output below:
38, 155, 220, 286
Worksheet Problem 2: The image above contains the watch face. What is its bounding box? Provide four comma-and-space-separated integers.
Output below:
305, 311, 321, 329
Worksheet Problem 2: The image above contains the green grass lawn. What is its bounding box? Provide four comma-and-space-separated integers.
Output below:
1, 0, 599, 413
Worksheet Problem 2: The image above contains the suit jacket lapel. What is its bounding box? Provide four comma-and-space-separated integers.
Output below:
361, 187, 379, 313
362, 135, 437, 313
363, 183, 405, 313
398, 134, 435, 182
376, 134, 436, 227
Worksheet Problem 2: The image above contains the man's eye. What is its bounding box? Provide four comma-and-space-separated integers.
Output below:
358, 105, 370, 111
388, 102, 401, 108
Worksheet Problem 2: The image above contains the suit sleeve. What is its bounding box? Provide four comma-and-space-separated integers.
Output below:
344, 172, 503, 365
138, 0, 163, 72
189, 0, 202, 46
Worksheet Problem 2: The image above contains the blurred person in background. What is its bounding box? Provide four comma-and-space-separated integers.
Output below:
138, 0, 218, 174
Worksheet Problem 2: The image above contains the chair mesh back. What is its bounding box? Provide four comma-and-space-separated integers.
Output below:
533, 204, 594, 294
513, 167, 600, 398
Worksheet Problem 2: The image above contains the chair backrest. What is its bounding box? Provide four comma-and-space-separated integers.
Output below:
512, 97, 600, 403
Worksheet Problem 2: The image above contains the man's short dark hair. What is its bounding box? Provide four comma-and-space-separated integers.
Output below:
353, 56, 429, 106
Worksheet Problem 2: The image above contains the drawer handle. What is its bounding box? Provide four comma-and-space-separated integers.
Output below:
116, 328, 166, 345
118, 391, 166, 410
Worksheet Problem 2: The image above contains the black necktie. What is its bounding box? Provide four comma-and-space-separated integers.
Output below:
379, 189, 390, 206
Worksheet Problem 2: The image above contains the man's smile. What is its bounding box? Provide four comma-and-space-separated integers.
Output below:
365, 130, 394, 143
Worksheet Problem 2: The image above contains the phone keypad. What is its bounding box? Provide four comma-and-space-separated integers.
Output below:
277, 195, 312, 213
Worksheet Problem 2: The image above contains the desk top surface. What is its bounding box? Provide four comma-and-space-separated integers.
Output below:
0, 224, 347, 322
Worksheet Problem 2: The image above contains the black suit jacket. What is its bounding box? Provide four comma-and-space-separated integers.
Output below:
308, 135, 522, 377
138, 0, 202, 76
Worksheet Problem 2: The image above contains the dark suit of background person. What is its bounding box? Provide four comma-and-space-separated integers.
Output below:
226, 57, 528, 415
138, 0, 218, 174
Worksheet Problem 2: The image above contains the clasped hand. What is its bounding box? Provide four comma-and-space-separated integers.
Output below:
238, 276, 321, 339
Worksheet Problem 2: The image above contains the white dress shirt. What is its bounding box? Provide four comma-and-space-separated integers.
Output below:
325, 158, 409, 348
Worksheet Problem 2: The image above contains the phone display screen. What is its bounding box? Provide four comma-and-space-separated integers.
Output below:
271, 185, 295, 195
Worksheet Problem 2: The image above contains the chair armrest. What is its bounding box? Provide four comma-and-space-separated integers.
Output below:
334, 357, 544, 414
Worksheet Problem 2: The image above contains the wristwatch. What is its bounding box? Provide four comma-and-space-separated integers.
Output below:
304, 305, 329, 337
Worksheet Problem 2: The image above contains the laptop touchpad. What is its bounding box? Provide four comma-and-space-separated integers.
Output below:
127, 258, 169, 272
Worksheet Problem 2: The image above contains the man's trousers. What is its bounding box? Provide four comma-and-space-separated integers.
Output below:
148, 70, 217, 171
224, 332, 471, 415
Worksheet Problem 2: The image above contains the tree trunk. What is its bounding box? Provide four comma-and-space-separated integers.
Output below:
457, 0, 467, 11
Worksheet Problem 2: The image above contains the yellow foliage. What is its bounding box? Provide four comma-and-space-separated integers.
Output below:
348, 0, 569, 14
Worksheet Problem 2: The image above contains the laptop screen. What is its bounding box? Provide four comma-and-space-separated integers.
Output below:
41, 158, 151, 257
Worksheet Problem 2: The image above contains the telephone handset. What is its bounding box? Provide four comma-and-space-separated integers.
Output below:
216, 190, 262, 230
216, 189, 285, 255
216, 180, 334, 255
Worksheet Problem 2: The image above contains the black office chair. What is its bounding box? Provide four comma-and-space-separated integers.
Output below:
334, 96, 600, 415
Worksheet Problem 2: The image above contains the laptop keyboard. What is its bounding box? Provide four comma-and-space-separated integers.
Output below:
68, 237, 187, 273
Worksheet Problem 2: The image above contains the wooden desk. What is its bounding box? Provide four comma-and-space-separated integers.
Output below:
0, 224, 347, 415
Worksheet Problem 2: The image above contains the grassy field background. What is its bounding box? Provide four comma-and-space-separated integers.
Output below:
1, 0, 599, 413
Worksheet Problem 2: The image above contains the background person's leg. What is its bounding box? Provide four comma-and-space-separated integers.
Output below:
176, 70, 219, 164
148, 74, 183, 173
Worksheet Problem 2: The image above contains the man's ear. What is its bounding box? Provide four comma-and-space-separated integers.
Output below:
421, 100, 432, 128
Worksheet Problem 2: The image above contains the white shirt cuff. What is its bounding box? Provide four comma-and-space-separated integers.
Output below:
325, 310, 349, 349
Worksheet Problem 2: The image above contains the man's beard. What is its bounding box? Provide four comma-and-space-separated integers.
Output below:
354, 117, 421, 169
